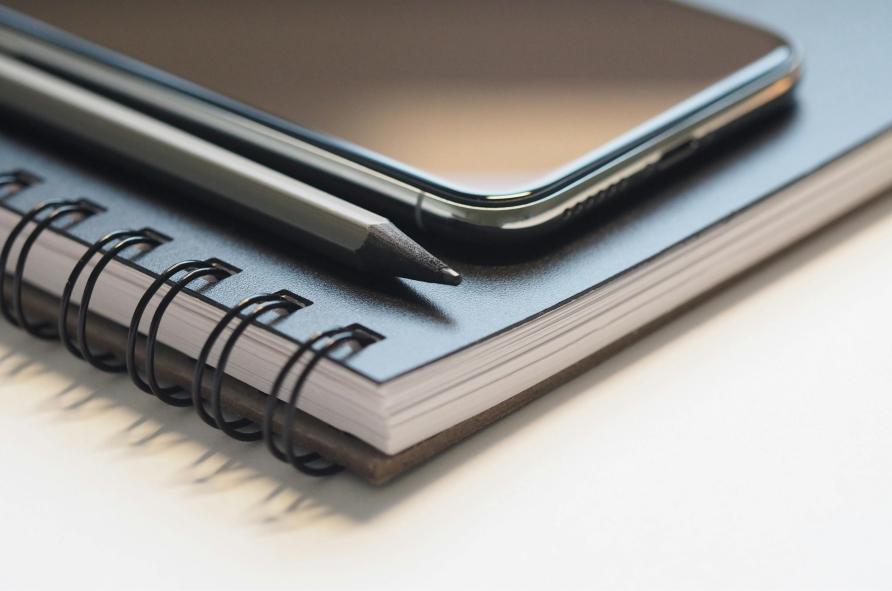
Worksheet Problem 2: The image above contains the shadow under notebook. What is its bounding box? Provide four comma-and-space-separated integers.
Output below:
1, 182, 888, 529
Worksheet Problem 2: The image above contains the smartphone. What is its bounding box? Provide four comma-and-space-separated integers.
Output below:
0, 1, 799, 240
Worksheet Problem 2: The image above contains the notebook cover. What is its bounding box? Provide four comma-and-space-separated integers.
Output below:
2, 0, 891, 483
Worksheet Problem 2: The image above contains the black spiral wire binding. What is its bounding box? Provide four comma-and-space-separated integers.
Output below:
58, 229, 163, 370
60, 234, 377, 478
59, 230, 154, 359
191, 293, 301, 440
2, 190, 382, 479
0, 200, 98, 338
191, 293, 377, 475
126, 260, 234, 406
264, 326, 376, 476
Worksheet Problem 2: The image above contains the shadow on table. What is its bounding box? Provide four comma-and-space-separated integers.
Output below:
2, 189, 890, 529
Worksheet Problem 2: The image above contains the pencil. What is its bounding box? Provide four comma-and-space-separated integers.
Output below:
0, 53, 462, 286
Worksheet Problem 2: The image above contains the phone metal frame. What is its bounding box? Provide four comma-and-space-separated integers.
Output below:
0, 7, 800, 239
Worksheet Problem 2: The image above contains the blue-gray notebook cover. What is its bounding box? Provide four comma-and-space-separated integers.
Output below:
1, 0, 890, 483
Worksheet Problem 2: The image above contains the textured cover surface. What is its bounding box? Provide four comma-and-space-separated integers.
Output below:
2, 0, 892, 384
1, 0, 891, 482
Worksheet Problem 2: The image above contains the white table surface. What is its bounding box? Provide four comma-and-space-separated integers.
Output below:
2, 191, 892, 590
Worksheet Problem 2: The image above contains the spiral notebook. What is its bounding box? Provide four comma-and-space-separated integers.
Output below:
2, 0, 892, 484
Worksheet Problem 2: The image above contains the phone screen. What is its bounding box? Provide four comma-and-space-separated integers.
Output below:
4, 1, 785, 193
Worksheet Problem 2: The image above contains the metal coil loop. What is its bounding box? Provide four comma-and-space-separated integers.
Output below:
0, 200, 95, 337
264, 327, 366, 476
58, 230, 153, 359
126, 260, 232, 404
73, 233, 162, 370
191, 293, 299, 440
1, 192, 382, 480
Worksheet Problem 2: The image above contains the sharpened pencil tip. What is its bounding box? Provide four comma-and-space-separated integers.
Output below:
357, 223, 462, 286
438, 266, 463, 286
